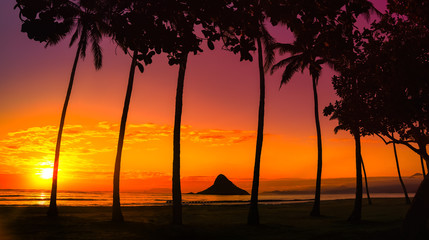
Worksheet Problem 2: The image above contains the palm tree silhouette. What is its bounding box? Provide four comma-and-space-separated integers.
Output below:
172, 51, 188, 225
170, 22, 201, 226
247, 24, 275, 225
46, 0, 105, 217
107, 0, 166, 222
112, 50, 138, 222
270, 36, 325, 216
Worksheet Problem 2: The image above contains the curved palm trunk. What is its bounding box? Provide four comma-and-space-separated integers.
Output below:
426, 157, 429, 177
403, 148, 429, 240
348, 133, 363, 223
403, 175, 429, 240
361, 159, 372, 205
247, 37, 265, 225
172, 52, 189, 225
310, 76, 323, 217
112, 51, 138, 222
47, 44, 81, 217
393, 142, 411, 204
420, 155, 426, 177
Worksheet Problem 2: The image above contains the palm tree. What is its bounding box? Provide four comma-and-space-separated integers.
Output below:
112, 50, 138, 222
47, 0, 105, 217
247, 23, 275, 225
172, 51, 189, 225
169, 3, 202, 224
107, 0, 167, 222
270, 37, 325, 217
247, 36, 266, 225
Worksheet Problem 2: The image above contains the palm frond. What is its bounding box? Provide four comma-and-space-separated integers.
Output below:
324, 58, 337, 71
91, 40, 102, 69
275, 43, 298, 55
90, 24, 102, 43
261, 24, 276, 73
270, 55, 300, 75
310, 66, 321, 85
69, 26, 80, 47
79, 31, 88, 59
280, 60, 300, 87
45, 36, 63, 47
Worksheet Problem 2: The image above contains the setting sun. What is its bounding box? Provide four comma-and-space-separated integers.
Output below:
37, 168, 53, 180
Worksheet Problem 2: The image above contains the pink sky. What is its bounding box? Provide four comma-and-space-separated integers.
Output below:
1, 0, 424, 192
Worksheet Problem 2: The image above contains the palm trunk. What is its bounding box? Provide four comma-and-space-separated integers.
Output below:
247, 37, 265, 225
172, 52, 188, 225
420, 155, 426, 177
310, 75, 323, 217
348, 132, 363, 223
402, 147, 429, 239
393, 142, 411, 204
361, 159, 372, 205
112, 50, 138, 222
426, 157, 429, 177
47, 43, 81, 217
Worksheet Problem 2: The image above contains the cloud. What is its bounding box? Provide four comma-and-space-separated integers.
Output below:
0, 122, 258, 176
183, 128, 256, 146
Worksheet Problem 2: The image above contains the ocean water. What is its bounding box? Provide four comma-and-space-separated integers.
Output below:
0, 190, 413, 207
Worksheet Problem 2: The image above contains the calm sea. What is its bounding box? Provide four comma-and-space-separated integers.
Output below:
0, 190, 413, 207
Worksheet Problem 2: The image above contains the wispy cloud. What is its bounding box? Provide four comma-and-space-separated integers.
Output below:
184, 129, 256, 146
0, 122, 257, 176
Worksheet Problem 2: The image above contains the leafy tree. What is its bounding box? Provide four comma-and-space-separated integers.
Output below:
324, 62, 374, 222
364, 11, 429, 171
327, 3, 428, 227
15, 0, 107, 217
358, 8, 429, 237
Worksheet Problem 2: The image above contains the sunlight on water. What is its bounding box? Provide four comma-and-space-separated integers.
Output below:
0, 190, 415, 207
36, 192, 49, 205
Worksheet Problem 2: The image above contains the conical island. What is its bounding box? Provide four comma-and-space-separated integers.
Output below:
197, 174, 249, 195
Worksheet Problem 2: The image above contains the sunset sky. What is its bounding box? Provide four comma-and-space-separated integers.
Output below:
0, 0, 423, 193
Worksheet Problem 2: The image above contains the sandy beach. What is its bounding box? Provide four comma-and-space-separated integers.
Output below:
0, 198, 426, 240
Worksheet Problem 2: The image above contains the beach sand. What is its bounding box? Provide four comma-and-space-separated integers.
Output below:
0, 198, 426, 240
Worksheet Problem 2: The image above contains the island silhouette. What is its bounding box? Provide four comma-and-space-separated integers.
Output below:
197, 174, 249, 195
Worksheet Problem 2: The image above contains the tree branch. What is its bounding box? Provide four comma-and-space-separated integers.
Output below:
384, 133, 421, 155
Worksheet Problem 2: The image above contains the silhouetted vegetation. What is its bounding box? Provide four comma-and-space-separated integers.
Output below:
12, 0, 429, 238
15, 0, 107, 217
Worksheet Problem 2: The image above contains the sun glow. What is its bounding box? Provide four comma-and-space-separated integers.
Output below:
37, 168, 53, 179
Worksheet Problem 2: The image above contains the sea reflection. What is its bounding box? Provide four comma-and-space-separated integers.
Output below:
0, 190, 415, 207
36, 192, 49, 205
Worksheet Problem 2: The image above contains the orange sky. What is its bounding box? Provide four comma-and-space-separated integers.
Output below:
0, 0, 424, 192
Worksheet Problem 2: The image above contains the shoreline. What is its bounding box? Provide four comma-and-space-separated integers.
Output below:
0, 190, 414, 207
1, 198, 426, 240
